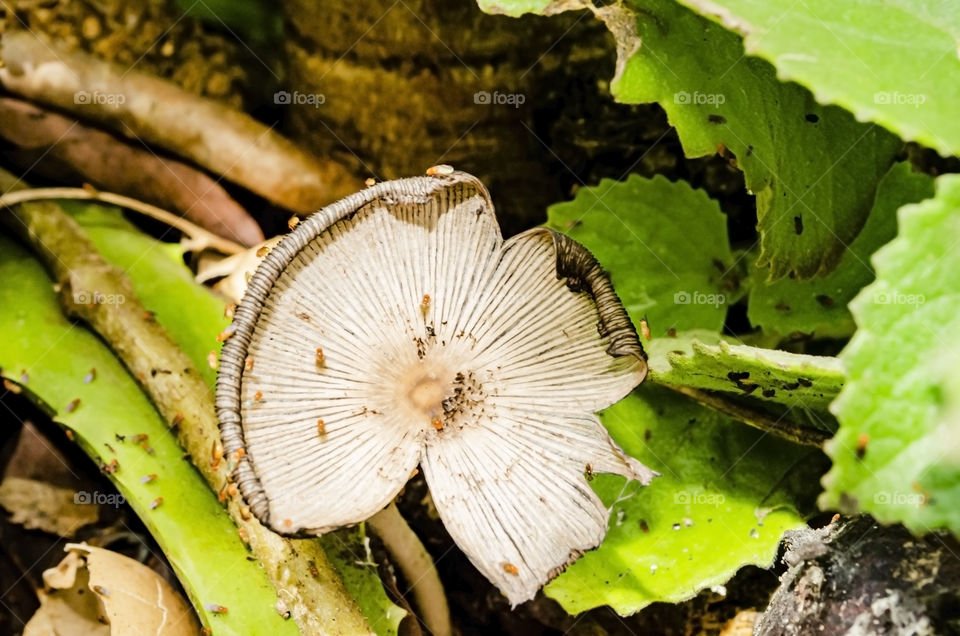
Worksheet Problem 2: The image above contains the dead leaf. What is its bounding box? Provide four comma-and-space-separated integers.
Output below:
24, 543, 200, 635
0, 477, 98, 537
195, 236, 282, 303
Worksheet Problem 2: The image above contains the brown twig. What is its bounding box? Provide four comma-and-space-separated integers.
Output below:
0, 97, 264, 246
0, 30, 362, 213
0, 187, 246, 255
0, 168, 373, 634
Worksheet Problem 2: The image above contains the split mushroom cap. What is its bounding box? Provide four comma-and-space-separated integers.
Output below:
216, 171, 656, 605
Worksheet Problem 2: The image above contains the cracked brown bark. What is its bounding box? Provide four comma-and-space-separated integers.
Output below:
757, 517, 960, 634
0, 169, 372, 635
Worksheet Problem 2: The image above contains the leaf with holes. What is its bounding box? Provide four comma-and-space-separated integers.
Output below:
675, 0, 960, 157
821, 174, 960, 535
748, 163, 936, 338
648, 337, 844, 411
546, 174, 738, 333
479, 0, 901, 280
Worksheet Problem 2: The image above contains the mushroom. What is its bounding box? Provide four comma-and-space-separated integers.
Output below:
216, 170, 657, 605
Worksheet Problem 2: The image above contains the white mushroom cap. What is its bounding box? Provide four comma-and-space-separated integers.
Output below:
216, 171, 655, 606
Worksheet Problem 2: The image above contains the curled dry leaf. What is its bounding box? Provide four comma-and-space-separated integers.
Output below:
0, 97, 264, 246
0, 476, 98, 537
195, 237, 283, 303
24, 543, 199, 636
217, 170, 656, 605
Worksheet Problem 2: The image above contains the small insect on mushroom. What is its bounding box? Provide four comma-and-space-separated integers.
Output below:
217, 325, 237, 342
244, 356, 255, 372
211, 439, 224, 467
216, 171, 656, 606
84, 368, 96, 383
426, 164, 454, 176
639, 316, 651, 341
140, 474, 158, 484
205, 604, 228, 615
256, 245, 271, 258
150, 497, 163, 509
288, 215, 300, 231
171, 412, 184, 429
207, 351, 218, 370
66, 398, 81, 413
316, 418, 327, 438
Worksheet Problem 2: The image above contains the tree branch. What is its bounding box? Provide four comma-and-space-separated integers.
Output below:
0, 31, 362, 214
0, 168, 373, 634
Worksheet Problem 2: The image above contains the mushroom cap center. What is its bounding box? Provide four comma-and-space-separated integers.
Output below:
407, 373, 447, 417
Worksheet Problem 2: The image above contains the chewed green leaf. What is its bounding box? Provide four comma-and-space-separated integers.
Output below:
821, 174, 960, 535
650, 338, 844, 411
547, 385, 813, 615
546, 174, 736, 333
480, 0, 901, 280
676, 0, 960, 157
748, 163, 936, 338
611, 0, 901, 280
0, 234, 295, 635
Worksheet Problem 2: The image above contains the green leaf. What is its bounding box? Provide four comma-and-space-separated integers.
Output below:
748, 163, 936, 338
612, 0, 901, 279
477, 0, 551, 15
675, 0, 960, 157
649, 337, 844, 411
481, 0, 902, 280
546, 175, 737, 333
0, 235, 296, 636
320, 528, 408, 636
547, 385, 813, 615
63, 203, 405, 635
821, 173, 960, 535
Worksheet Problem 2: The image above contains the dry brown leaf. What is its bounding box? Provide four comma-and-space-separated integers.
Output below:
0, 477, 99, 537
24, 544, 200, 636
196, 236, 283, 303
